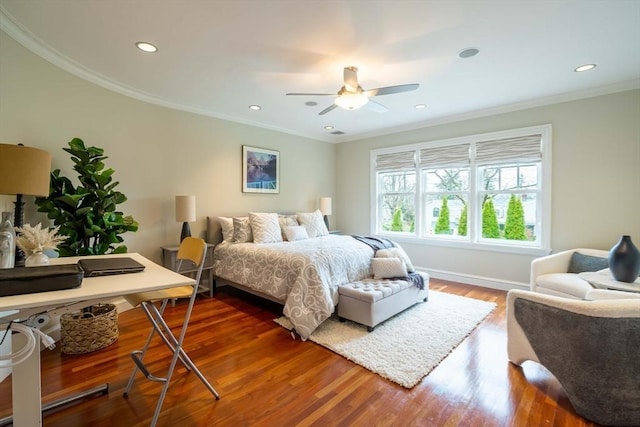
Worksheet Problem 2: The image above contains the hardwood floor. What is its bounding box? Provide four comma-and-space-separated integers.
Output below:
0, 280, 601, 427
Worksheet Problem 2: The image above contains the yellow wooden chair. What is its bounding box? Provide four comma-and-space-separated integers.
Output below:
122, 237, 220, 426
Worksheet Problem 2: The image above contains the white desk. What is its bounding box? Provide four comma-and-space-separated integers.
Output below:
0, 253, 196, 427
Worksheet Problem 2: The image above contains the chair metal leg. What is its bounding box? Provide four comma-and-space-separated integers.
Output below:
125, 292, 220, 427
148, 293, 220, 427
123, 300, 190, 396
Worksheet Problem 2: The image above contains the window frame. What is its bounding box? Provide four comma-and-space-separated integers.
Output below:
370, 124, 552, 256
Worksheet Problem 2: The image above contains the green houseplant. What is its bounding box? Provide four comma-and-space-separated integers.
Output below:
35, 138, 139, 256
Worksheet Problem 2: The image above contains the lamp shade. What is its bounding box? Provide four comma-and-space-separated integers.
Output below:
0, 144, 52, 196
175, 195, 196, 222
319, 197, 332, 216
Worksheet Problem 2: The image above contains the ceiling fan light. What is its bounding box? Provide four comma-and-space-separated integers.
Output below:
334, 93, 368, 110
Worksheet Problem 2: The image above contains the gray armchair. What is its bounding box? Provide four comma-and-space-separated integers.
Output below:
507, 289, 640, 426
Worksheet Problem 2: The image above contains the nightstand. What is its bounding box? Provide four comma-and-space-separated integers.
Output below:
161, 243, 216, 297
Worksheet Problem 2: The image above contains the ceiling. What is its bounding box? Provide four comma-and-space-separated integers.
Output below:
1, 1, 639, 143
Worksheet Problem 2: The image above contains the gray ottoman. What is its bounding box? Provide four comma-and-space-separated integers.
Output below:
338, 272, 429, 331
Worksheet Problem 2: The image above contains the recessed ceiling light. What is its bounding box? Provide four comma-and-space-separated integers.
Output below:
135, 41, 157, 53
574, 64, 596, 72
248, 105, 261, 111
324, 125, 334, 130
458, 47, 480, 59
414, 104, 426, 109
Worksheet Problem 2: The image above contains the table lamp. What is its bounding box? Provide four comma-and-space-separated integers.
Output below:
319, 197, 332, 230
175, 195, 196, 242
0, 143, 52, 266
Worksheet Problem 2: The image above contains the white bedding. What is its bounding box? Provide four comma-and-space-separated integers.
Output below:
213, 234, 373, 339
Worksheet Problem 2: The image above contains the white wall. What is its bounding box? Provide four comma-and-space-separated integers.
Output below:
0, 31, 336, 264
336, 89, 640, 286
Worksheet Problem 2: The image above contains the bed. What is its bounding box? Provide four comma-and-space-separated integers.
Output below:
209, 215, 374, 339
207, 211, 374, 339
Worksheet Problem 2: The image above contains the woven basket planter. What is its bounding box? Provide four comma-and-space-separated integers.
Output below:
60, 303, 119, 355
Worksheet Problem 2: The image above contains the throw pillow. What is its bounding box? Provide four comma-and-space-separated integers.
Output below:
217, 216, 234, 243
371, 257, 408, 279
249, 212, 282, 244
232, 216, 253, 243
296, 210, 328, 238
278, 215, 299, 241
375, 246, 416, 273
567, 252, 609, 274
284, 225, 309, 242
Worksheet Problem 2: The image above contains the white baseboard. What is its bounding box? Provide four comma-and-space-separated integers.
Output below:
418, 267, 529, 292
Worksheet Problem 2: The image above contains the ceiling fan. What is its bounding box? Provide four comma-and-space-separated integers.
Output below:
286, 66, 419, 115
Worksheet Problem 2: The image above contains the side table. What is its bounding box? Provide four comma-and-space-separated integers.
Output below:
578, 269, 640, 294
161, 243, 216, 297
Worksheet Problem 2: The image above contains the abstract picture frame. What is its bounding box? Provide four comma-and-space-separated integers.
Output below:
242, 145, 280, 194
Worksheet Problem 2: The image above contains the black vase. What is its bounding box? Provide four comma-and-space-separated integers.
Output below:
608, 235, 640, 283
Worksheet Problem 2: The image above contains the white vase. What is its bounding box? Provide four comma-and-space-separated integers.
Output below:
25, 251, 49, 267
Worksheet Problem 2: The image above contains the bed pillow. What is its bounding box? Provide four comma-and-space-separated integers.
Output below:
218, 217, 234, 243
249, 212, 282, 244
375, 246, 416, 273
278, 215, 299, 241
232, 216, 253, 243
296, 210, 328, 238
371, 257, 408, 279
284, 225, 309, 242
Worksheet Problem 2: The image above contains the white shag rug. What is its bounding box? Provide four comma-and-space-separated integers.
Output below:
274, 291, 496, 388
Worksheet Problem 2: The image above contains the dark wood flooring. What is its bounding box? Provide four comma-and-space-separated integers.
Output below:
0, 279, 601, 426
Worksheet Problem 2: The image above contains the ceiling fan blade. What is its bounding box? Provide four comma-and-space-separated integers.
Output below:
366, 99, 388, 113
343, 66, 359, 92
318, 104, 338, 115
364, 83, 419, 97
286, 92, 336, 96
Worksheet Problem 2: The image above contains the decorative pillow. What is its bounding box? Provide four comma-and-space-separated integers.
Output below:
217, 217, 234, 243
284, 225, 309, 242
278, 215, 299, 241
249, 212, 282, 244
371, 257, 408, 279
567, 252, 609, 274
296, 210, 328, 238
232, 216, 253, 243
375, 246, 416, 273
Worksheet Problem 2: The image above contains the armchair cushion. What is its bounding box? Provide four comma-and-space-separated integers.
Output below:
536, 273, 593, 299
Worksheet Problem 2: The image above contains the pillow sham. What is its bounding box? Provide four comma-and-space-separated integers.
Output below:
218, 216, 234, 243
375, 246, 416, 273
232, 216, 253, 243
371, 257, 408, 279
249, 212, 282, 244
278, 215, 299, 241
296, 210, 328, 238
284, 225, 309, 242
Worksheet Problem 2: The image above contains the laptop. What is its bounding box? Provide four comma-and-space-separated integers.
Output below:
78, 257, 146, 277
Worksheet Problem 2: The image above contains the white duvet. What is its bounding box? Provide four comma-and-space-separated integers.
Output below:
213, 234, 373, 339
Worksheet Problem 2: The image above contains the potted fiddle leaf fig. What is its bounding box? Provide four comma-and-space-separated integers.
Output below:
35, 138, 139, 256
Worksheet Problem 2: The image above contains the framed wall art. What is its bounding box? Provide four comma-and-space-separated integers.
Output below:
242, 145, 280, 193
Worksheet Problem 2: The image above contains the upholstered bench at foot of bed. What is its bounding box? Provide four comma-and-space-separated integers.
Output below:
337, 273, 429, 331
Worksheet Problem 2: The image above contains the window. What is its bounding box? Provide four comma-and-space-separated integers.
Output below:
371, 125, 551, 254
